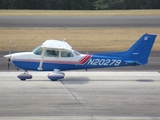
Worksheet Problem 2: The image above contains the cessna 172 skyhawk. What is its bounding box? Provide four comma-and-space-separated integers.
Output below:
4, 33, 157, 81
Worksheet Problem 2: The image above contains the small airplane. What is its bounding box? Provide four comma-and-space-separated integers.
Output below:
4, 33, 157, 81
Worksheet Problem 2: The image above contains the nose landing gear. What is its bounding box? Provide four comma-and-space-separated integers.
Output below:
17, 71, 32, 81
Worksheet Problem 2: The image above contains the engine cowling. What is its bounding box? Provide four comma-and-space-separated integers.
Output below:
47, 72, 65, 81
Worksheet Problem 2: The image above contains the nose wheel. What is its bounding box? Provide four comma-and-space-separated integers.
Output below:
17, 71, 32, 81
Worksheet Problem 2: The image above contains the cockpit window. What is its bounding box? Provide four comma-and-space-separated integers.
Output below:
45, 50, 59, 57
61, 51, 74, 57
33, 46, 42, 55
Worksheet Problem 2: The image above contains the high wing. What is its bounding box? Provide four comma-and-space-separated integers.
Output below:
41, 40, 72, 50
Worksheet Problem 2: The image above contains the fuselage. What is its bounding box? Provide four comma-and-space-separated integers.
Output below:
9, 50, 137, 71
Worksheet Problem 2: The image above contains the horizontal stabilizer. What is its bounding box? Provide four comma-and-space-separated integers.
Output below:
124, 60, 144, 65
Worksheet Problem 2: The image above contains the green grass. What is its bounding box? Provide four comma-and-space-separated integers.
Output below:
0, 10, 160, 16
0, 28, 159, 51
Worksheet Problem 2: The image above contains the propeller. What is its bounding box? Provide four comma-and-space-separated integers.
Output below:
7, 40, 12, 72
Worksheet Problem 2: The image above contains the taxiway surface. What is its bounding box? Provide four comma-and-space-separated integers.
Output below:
0, 16, 160, 28
0, 72, 160, 120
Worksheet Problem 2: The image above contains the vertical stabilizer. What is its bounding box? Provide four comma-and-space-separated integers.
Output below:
125, 33, 157, 65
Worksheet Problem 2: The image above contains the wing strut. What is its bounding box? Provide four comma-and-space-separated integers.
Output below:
38, 47, 46, 70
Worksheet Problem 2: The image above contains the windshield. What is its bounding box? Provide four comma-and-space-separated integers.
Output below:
32, 46, 42, 55
74, 50, 81, 56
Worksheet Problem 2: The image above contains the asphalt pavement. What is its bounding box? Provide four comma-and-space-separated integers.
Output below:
0, 71, 160, 120
0, 16, 160, 28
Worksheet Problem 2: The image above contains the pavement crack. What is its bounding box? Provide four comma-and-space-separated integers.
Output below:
60, 80, 79, 102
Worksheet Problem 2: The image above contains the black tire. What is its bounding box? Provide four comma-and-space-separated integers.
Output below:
20, 79, 26, 81
50, 79, 58, 81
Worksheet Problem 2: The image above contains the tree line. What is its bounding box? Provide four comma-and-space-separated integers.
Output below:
0, 0, 160, 10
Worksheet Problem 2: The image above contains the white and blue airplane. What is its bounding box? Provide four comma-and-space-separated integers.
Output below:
4, 33, 157, 81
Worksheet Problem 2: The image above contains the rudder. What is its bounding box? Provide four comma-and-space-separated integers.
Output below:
125, 33, 157, 65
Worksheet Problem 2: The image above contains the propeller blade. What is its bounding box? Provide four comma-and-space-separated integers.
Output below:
7, 58, 10, 72
7, 40, 12, 73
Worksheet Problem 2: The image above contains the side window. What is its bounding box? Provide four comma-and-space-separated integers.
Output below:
45, 50, 59, 57
61, 51, 74, 57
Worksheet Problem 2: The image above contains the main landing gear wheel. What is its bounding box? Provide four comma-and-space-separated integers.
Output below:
47, 72, 65, 81
20, 78, 26, 81
50, 79, 58, 81
17, 72, 32, 81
